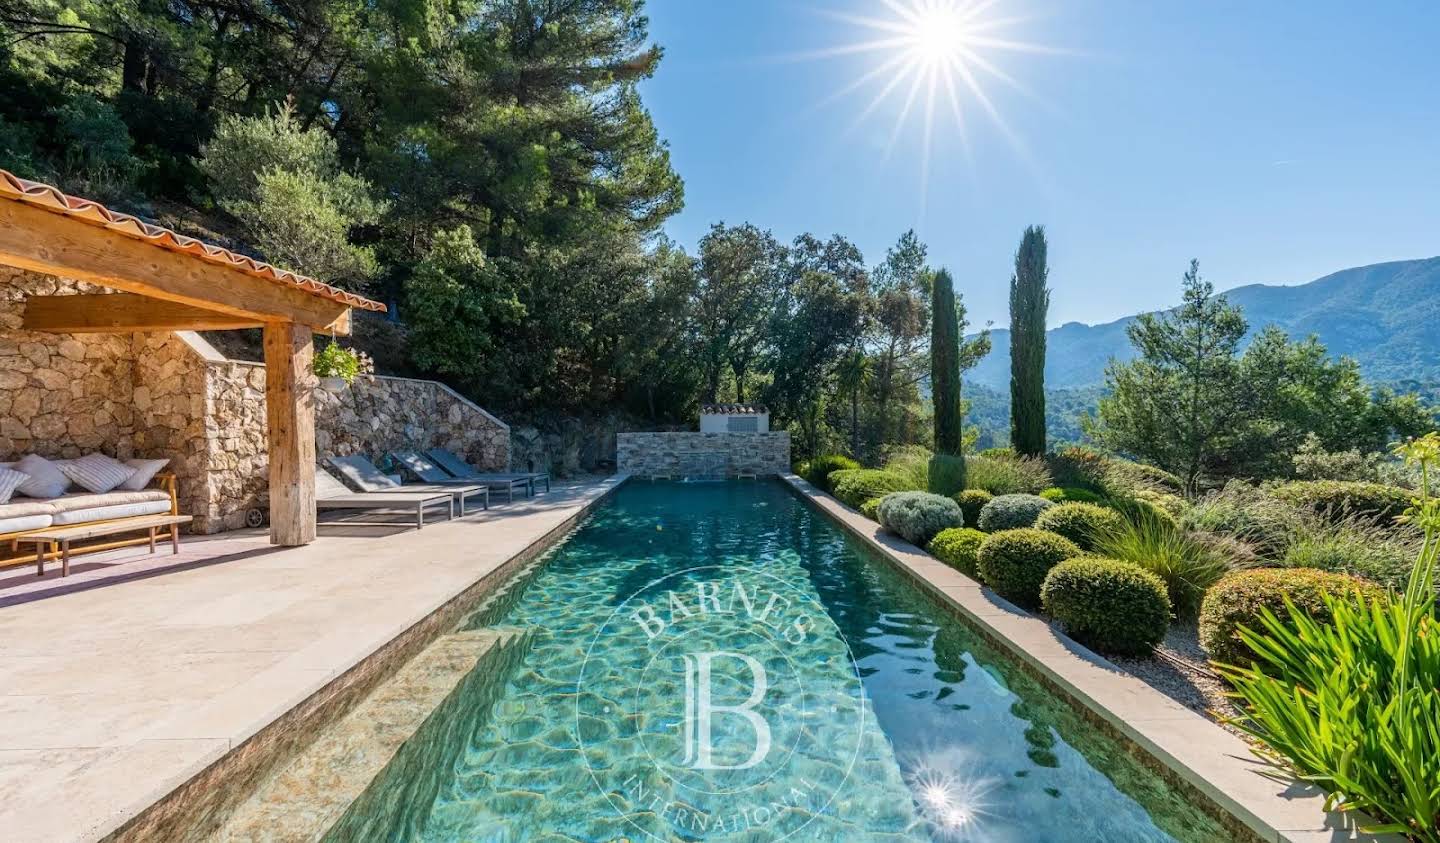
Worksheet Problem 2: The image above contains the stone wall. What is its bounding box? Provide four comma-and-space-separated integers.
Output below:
615, 432, 791, 478
2, 269, 512, 534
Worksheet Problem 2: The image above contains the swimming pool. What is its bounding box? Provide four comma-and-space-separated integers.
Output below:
328, 480, 1225, 841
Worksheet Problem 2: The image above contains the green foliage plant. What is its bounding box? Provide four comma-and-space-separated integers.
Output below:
314, 341, 361, 384
860, 498, 882, 521
1034, 502, 1125, 551
1042, 558, 1172, 656
928, 453, 967, 496
1280, 515, 1421, 591
953, 489, 993, 527
1199, 568, 1384, 667
977, 493, 1055, 532
1039, 486, 1106, 505
928, 527, 987, 577
829, 469, 916, 509
976, 529, 1082, 609
1269, 480, 1412, 526
1009, 225, 1049, 457
877, 491, 964, 547
965, 454, 1054, 495
1217, 433, 1440, 839
804, 454, 861, 492
1092, 508, 1234, 620
931, 268, 964, 455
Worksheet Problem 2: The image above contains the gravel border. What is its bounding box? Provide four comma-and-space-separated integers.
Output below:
1110, 622, 1248, 737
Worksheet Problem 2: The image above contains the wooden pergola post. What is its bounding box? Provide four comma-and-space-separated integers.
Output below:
263, 323, 317, 546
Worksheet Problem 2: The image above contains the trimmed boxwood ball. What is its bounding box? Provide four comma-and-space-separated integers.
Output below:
1198, 568, 1385, 667
1033, 502, 1124, 551
976, 528, 1081, 609
1268, 480, 1412, 526
928, 527, 986, 577
953, 489, 993, 527
829, 469, 914, 509
1041, 558, 1171, 656
977, 493, 1054, 532
804, 454, 861, 492
860, 497, 882, 521
1039, 486, 1107, 505
877, 491, 964, 546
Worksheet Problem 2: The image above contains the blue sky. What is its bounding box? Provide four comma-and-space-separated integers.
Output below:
641, 1, 1440, 328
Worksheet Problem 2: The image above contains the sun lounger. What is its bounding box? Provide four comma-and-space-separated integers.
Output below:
325, 455, 489, 514
425, 447, 551, 497
390, 451, 530, 504
315, 467, 454, 529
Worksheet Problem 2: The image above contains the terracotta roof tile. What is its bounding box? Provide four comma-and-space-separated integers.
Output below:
0, 169, 387, 313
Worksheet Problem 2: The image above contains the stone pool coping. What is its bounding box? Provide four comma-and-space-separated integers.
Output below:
779, 473, 1400, 843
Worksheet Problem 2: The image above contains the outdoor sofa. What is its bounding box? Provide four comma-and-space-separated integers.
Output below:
0, 453, 179, 570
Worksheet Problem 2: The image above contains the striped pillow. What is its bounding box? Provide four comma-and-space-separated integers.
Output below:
60, 453, 137, 494
0, 467, 27, 504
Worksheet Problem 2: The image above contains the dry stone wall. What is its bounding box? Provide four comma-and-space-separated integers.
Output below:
616, 432, 791, 478
2, 269, 511, 533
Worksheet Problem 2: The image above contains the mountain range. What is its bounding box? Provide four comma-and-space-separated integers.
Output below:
966, 257, 1440, 391
961, 256, 1440, 446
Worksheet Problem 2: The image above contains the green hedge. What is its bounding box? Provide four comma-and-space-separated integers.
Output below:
1041, 557, 1171, 656
860, 497, 882, 521
829, 469, 915, 509
977, 493, 1054, 532
976, 529, 1082, 609
878, 491, 964, 546
1034, 502, 1124, 551
928, 527, 986, 577
1198, 568, 1385, 667
953, 489, 993, 527
1268, 480, 1412, 526
804, 454, 860, 491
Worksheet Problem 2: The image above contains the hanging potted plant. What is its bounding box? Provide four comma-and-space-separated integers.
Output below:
314, 340, 361, 391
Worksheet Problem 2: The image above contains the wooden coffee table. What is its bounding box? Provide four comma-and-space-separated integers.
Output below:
19, 514, 195, 577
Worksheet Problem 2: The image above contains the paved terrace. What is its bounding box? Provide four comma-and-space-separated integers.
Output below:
0, 476, 622, 843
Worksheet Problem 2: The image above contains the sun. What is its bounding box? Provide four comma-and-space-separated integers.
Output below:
794, 0, 1071, 211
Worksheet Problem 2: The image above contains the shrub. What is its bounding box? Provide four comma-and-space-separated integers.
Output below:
928, 527, 987, 577
976, 529, 1082, 609
1269, 480, 1412, 526
966, 454, 1053, 496
877, 491, 964, 546
977, 493, 1054, 532
1042, 558, 1172, 656
1183, 480, 1302, 559
977, 446, 1016, 459
1215, 434, 1440, 842
1133, 488, 1188, 517
804, 454, 860, 491
1200, 568, 1385, 667
928, 453, 967, 496
1280, 516, 1422, 591
881, 446, 934, 490
1048, 446, 1111, 492
1092, 511, 1234, 620
1290, 433, 1384, 483
953, 489, 993, 527
1038, 486, 1106, 505
860, 497, 882, 521
829, 469, 915, 509
1034, 502, 1124, 551
1106, 459, 1185, 495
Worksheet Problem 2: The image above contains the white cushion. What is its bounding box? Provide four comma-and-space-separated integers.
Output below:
14, 454, 70, 499
0, 467, 28, 504
0, 513, 53, 533
48, 491, 172, 525
120, 458, 170, 491
60, 453, 137, 494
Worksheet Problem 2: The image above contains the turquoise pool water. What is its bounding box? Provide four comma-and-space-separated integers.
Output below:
332, 481, 1225, 842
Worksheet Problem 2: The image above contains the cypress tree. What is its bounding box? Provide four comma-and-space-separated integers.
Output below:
1009, 225, 1050, 457
931, 268, 964, 455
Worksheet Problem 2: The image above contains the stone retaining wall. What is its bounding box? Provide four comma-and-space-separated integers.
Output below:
615, 432, 790, 478
2, 269, 511, 533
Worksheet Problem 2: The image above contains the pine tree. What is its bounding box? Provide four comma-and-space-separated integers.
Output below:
931, 269, 964, 455
1009, 226, 1050, 456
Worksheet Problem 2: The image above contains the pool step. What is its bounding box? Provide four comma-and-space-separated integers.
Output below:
208, 626, 531, 843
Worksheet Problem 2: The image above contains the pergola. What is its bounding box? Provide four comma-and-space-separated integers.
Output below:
0, 169, 387, 546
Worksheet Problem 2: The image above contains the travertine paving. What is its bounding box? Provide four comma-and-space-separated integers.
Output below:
0, 477, 621, 843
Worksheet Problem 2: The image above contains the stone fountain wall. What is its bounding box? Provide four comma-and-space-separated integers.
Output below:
615, 432, 791, 478
1, 269, 511, 533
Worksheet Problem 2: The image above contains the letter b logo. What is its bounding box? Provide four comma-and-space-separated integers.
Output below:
680, 651, 771, 770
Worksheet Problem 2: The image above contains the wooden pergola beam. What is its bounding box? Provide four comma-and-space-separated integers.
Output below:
22, 294, 263, 333
0, 201, 353, 334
